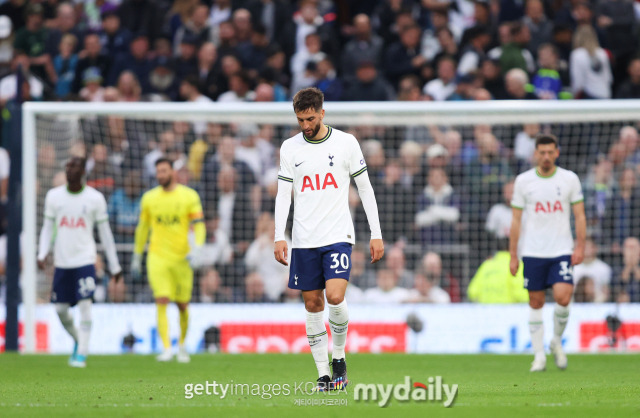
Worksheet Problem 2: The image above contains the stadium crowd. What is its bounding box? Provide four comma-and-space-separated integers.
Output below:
0, 0, 640, 305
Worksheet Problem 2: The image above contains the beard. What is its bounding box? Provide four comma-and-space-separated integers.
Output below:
307, 123, 321, 139
159, 176, 172, 188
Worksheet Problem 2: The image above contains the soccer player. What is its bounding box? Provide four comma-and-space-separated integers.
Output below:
37, 157, 122, 368
274, 88, 384, 390
132, 158, 205, 363
509, 134, 586, 372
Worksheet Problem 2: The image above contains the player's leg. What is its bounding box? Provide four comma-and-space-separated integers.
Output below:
74, 298, 92, 367
67, 264, 97, 368
147, 253, 173, 361
52, 268, 79, 363
323, 243, 352, 390
549, 255, 574, 369
175, 258, 194, 363
523, 257, 547, 372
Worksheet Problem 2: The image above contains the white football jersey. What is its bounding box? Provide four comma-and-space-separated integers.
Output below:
278, 126, 368, 248
42, 185, 110, 268
511, 167, 583, 258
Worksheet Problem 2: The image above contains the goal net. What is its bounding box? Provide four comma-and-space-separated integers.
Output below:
20, 100, 640, 352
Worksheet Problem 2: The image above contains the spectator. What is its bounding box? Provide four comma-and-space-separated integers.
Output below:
415, 168, 461, 245
397, 74, 423, 101
573, 238, 612, 303
446, 73, 477, 101
364, 268, 411, 303
604, 168, 640, 247
191, 213, 233, 270
86, 143, 116, 198
253, 82, 274, 102
504, 68, 538, 100
107, 170, 142, 243
53, 33, 78, 99
109, 33, 154, 92
173, 33, 199, 81
405, 271, 451, 303
98, 9, 132, 61
583, 159, 614, 241
234, 123, 273, 181
422, 10, 461, 62
290, 32, 326, 95
433, 27, 459, 65
116, 71, 141, 102
13, 3, 56, 84
597, 0, 637, 85
217, 70, 255, 102
72, 33, 110, 93
0, 15, 13, 73
457, 25, 490, 76
486, 180, 516, 240
384, 23, 426, 87
611, 237, 640, 303
573, 276, 596, 302
423, 55, 456, 101
215, 19, 238, 60
173, 3, 213, 55
199, 267, 231, 303
494, 22, 535, 75
179, 73, 211, 104
147, 56, 179, 101
480, 58, 506, 99
532, 43, 567, 100
385, 245, 413, 289
523, 0, 553, 55
245, 213, 289, 302
196, 42, 219, 100
118, 0, 162, 43
0, 0, 26, 30
0, 52, 44, 105
570, 25, 612, 99
313, 57, 342, 101
214, 164, 255, 249
236, 23, 270, 77
343, 60, 393, 101
232, 8, 253, 45
341, 14, 383, 84
376, 159, 415, 243
45, 2, 83, 57
615, 56, 640, 99
280, 0, 338, 61
468, 244, 529, 303
513, 123, 540, 165
234, 272, 270, 303
420, 251, 461, 302
79, 67, 105, 102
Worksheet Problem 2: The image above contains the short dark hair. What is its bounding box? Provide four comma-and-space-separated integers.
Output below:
535, 133, 558, 148
69, 156, 87, 169
155, 157, 174, 168
293, 87, 324, 113
182, 74, 202, 92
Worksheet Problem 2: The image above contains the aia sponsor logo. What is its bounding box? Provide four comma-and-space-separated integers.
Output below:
59, 216, 86, 228
301, 173, 338, 192
221, 322, 406, 353
534, 200, 563, 213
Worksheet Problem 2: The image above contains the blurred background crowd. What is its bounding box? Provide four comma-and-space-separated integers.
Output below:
0, 0, 640, 306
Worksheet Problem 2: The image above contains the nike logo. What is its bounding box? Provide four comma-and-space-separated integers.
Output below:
295, 162, 304, 167
335, 270, 347, 274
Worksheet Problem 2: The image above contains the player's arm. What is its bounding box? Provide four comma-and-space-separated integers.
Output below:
351, 137, 383, 263
274, 176, 292, 266
188, 191, 206, 265
572, 201, 586, 266
274, 147, 294, 266
132, 194, 150, 277
353, 169, 384, 263
37, 192, 55, 270
509, 207, 523, 276
96, 194, 122, 280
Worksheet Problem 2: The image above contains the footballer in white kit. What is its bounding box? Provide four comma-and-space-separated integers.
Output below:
274, 88, 384, 391
509, 134, 586, 372
37, 157, 121, 367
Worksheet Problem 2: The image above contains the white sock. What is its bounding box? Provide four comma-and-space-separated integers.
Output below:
306, 311, 330, 378
529, 307, 544, 356
55, 303, 78, 343
553, 303, 570, 343
328, 300, 348, 360
78, 299, 92, 357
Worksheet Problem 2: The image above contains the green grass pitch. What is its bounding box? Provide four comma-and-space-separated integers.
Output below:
1, 353, 639, 417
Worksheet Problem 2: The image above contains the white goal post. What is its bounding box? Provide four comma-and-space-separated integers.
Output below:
21, 100, 640, 353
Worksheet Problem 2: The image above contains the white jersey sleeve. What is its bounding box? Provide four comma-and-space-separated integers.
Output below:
349, 136, 367, 178
511, 176, 525, 209
569, 173, 584, 204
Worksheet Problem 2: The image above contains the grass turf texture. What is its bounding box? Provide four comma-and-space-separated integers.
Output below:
1, 353, 639, 417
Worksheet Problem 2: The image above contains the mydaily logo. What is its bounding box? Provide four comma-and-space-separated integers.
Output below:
353, 376, 458, 407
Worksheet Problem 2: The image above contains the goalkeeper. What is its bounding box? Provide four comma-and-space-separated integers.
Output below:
132, 158, 206, 363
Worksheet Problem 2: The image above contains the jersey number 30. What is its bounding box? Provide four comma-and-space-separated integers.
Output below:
329, 253, 349, 270
79, 276, 96, 297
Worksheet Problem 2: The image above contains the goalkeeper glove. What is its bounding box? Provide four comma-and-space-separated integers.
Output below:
131, 253, 142, 281
187, 245, 204, 269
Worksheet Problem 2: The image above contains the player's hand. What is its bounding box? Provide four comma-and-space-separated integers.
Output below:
571, 246, 584, 266
509, 256, 519, 276
112, 271, 123, 283
37, 259, 46, 270
187, 245, 204, 269
131, 253, 142, 280
370, 239, 384, 264
274, 240, 288, 266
